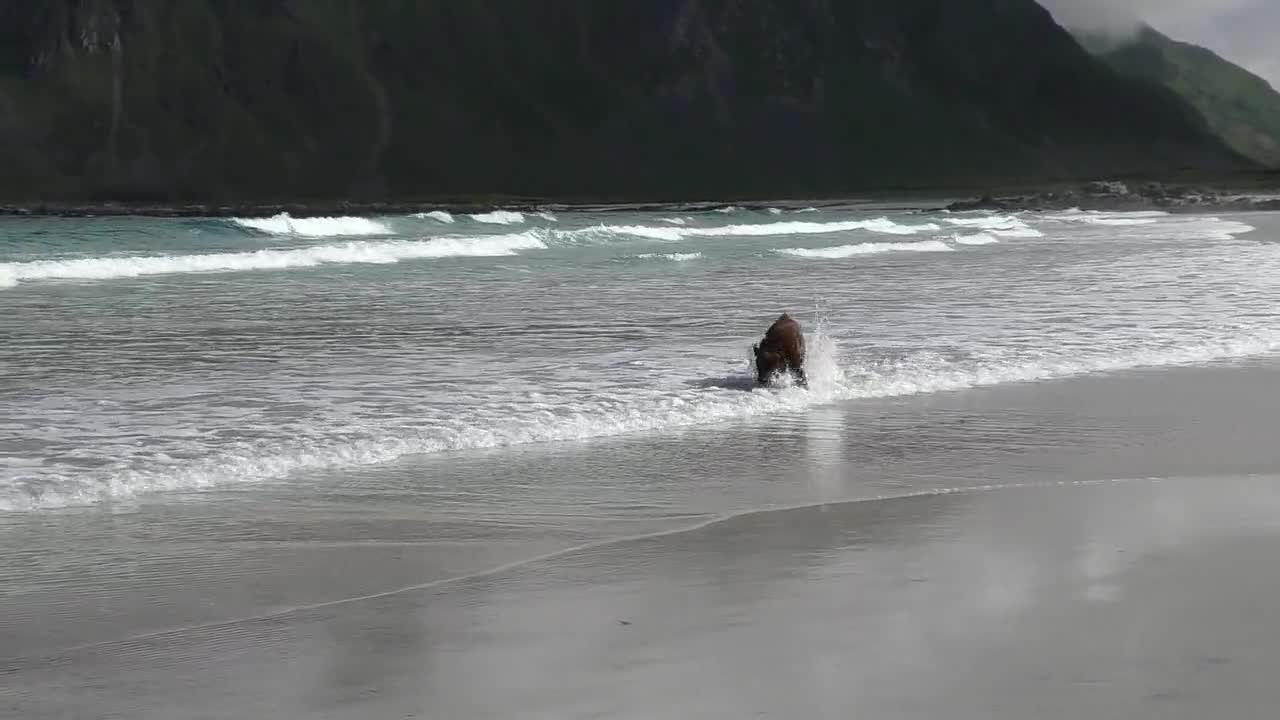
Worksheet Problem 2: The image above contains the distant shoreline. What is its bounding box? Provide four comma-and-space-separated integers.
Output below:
2, 177, 1279, 219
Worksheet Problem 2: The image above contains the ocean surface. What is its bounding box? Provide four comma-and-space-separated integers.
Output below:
0, 203, 1276, 513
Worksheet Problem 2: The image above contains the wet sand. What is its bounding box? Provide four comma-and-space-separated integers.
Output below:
5, 359, 1280, 718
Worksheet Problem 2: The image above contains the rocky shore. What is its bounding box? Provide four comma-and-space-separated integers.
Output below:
945, 181, 1280, 213
0, 200, 543, 219
0, 199, 822, 219
2, 180, 1279, 219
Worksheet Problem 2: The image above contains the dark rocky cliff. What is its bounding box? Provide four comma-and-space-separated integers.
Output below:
0, 1, 1251, 202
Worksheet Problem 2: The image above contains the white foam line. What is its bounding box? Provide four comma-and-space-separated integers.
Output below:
635, 252, 703, 262
14, 475, 1167, 660
412, 211, 455, 223
951, 233, 1000, 246
944, 215, 1044, 238
470, 210, 525, 225
778, 240, 954, 258
232, 213, 390, 237
599, 218, 942, 241
11, 329, 1279, 512
0, 232, 547, 285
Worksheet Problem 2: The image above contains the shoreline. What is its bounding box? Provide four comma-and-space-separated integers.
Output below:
3, 177, 1280, 219
7, 356, 1280, 717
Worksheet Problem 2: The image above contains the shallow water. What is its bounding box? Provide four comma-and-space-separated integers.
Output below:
6, 359, 1280, 719
1, 204, 1277, 511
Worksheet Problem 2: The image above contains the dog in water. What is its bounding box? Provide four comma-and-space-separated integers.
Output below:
753, 312, 807, 387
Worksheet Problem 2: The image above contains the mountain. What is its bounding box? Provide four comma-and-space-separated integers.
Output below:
0, 1, 1251, 203
1084, 25, 1280, 168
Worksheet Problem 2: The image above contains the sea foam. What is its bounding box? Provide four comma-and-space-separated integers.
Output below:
11, 325, 1280, 512
634, 252, 703, 262
951, 233, 1000, 245
413, 211, 456, 223
596, 218, 942, 241
944, 215, 1043, 238
777, 240, 954, 258
0, 232, 546, 285
233, 213, 391, 237
470, 211, 526, 225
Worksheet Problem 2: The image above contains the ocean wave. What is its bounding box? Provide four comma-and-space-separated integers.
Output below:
0, 232, 546, 285
232, 213, 391, 237
950, 233, 1000, 246
470, 210, 526, 225
777, 240, 954, 258
1051, 208, 1171, 219
944, 215, 1044, 238
634, 252, 703, 262
11, 326, 1280, 512
661, 217, 689, 225
1049, 215, 1255, 242
1175, 218, 1257, 241
1044, 210, 1161, 226
596, 218, 942, 241
413, 211, 456, 223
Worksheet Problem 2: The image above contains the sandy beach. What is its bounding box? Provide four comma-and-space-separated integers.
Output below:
5, 357, 1280, 719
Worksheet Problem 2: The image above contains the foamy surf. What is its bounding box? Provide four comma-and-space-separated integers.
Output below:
1044, 210, 1161, 226
944, 215, 1043, 238
470, 211, 526, 225
777, 240, 954, 258
600, 218, 942, 241
951, 233, 1000, 245
11, 324, 1280, 512
0, 232, 547, 285
232, 213, 391, 237
634, 252, 703, 262
414, 211, 456, 223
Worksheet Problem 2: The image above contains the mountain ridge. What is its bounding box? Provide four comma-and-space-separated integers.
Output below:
1083, 24, 1280, 168
0, 1, 1253, 202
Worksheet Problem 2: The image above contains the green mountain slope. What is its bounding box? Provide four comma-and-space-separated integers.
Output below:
0, 1, 1251, 202
1087, 25, 1280, 168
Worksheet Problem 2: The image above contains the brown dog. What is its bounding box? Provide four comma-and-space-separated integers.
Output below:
753, 312, 807, 387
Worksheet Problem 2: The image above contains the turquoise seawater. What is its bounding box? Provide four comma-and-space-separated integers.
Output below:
1, 205, 1276, 511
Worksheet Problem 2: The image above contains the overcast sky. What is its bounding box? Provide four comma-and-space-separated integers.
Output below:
1039, 0, 1280, 88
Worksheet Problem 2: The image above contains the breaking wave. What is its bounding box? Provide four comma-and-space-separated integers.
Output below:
470, 210, 526, 225
777, 240, 954, 258
598, 218, 942, 241
232, 213, 391, 237
12, 324, 1280, 511
414, 211, 456, 223
0, 232, 546, 285
634, 252, 703, 262
1044, 209, 1163, 226
944, 215, 1044, 238
951, 233, 1000, 246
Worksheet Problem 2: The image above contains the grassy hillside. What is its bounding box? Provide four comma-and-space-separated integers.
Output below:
1088, 25, 1280, 168
0, 1, 1251, 202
